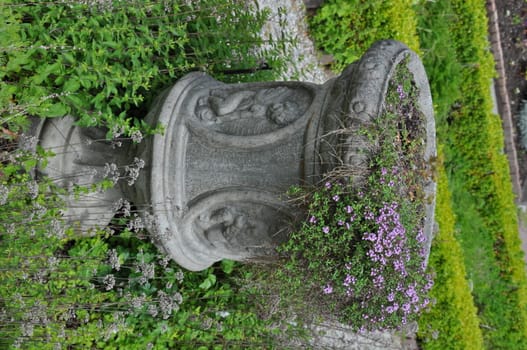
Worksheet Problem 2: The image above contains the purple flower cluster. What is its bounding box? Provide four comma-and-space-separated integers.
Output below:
364, 202, 407, 271
379, 167, 396, 187
300, 145, 431, 330
396, 84, 406, 99
337, 201, 433, 329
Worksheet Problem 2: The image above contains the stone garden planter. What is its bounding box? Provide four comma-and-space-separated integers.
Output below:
28, 40, 436, 271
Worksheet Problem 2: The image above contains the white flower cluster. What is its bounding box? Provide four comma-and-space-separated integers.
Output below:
112, 198, 131, 217
103, 274, 116, 291
124, 157, 145, 186
103, 163, 120, 184
157, 290, 183, 319
0, 184, 8, 205
107, 249, 121, 271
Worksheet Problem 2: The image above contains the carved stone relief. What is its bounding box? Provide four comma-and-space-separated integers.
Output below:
194, 86, 312, 136
193, 204, 288, 258
27, 40, 436, 271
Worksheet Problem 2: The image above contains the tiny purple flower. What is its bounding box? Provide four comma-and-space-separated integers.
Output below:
346, 205, 353, 214
373, 275, 385, 288
325, 181, 332, 189
309, 216, 317, 224
402, 303, 411, 313
322, 226, 330, 234
422, 298, 430, 308
416, 229, 426, 243
364, 232, 376, 241
332, 194, 340, 202
337, 220, 344, 226
323, 284, 333, 294
397, 84, 406, 99
343, 274, 355, 287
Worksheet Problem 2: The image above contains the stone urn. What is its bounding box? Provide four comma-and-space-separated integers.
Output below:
28, 40, 436, 271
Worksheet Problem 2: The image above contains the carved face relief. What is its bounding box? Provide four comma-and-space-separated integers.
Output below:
193, 86, 312, 136
193, 204, 287, 257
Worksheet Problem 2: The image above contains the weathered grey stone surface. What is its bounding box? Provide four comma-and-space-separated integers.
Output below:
136, 40, 435, 271
25, 116, 132, 233
28, 40, 436, 273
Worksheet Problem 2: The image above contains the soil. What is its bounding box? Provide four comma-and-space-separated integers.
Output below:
493, 0, 527, 199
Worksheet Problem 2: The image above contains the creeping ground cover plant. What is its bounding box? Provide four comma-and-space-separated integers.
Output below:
280, 57, 435, 332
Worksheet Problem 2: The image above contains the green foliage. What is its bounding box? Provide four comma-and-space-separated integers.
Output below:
0, 1, 294, 348
430, 0, 527, 347
1, 0, 284, 136
97, 236, 278, 349
414, 0, 463, 133
0, 158, 281, 349
417, 154, 484, 349
309, 0, 420, 71
278, 59, 433, 331
0, 150, 117, 349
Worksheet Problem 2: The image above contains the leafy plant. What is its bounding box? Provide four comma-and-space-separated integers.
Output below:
0, 148, 283, 349
1, 0, 285, 137
309, 0, 420, 71
0, 1, 295, 348
278, 58, 434, 332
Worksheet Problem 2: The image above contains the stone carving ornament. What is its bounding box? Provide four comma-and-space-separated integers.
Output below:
194, 86, 310, 135
26, 40, 436, 272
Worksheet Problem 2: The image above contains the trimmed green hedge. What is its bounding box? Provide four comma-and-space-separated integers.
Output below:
441, 0, 527, 347
417, 153, 484, 349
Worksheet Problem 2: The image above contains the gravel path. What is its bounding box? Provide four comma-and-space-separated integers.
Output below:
254, 0, 332, 84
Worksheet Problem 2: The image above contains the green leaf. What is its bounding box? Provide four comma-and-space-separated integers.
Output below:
220, 259, 235, 274
198, 273, 216, 290
42, 102, 69, 117
64, 78, 81, 93
79, 76, 93, 89
65, 94, 88, 109
63, 52, 76, 64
